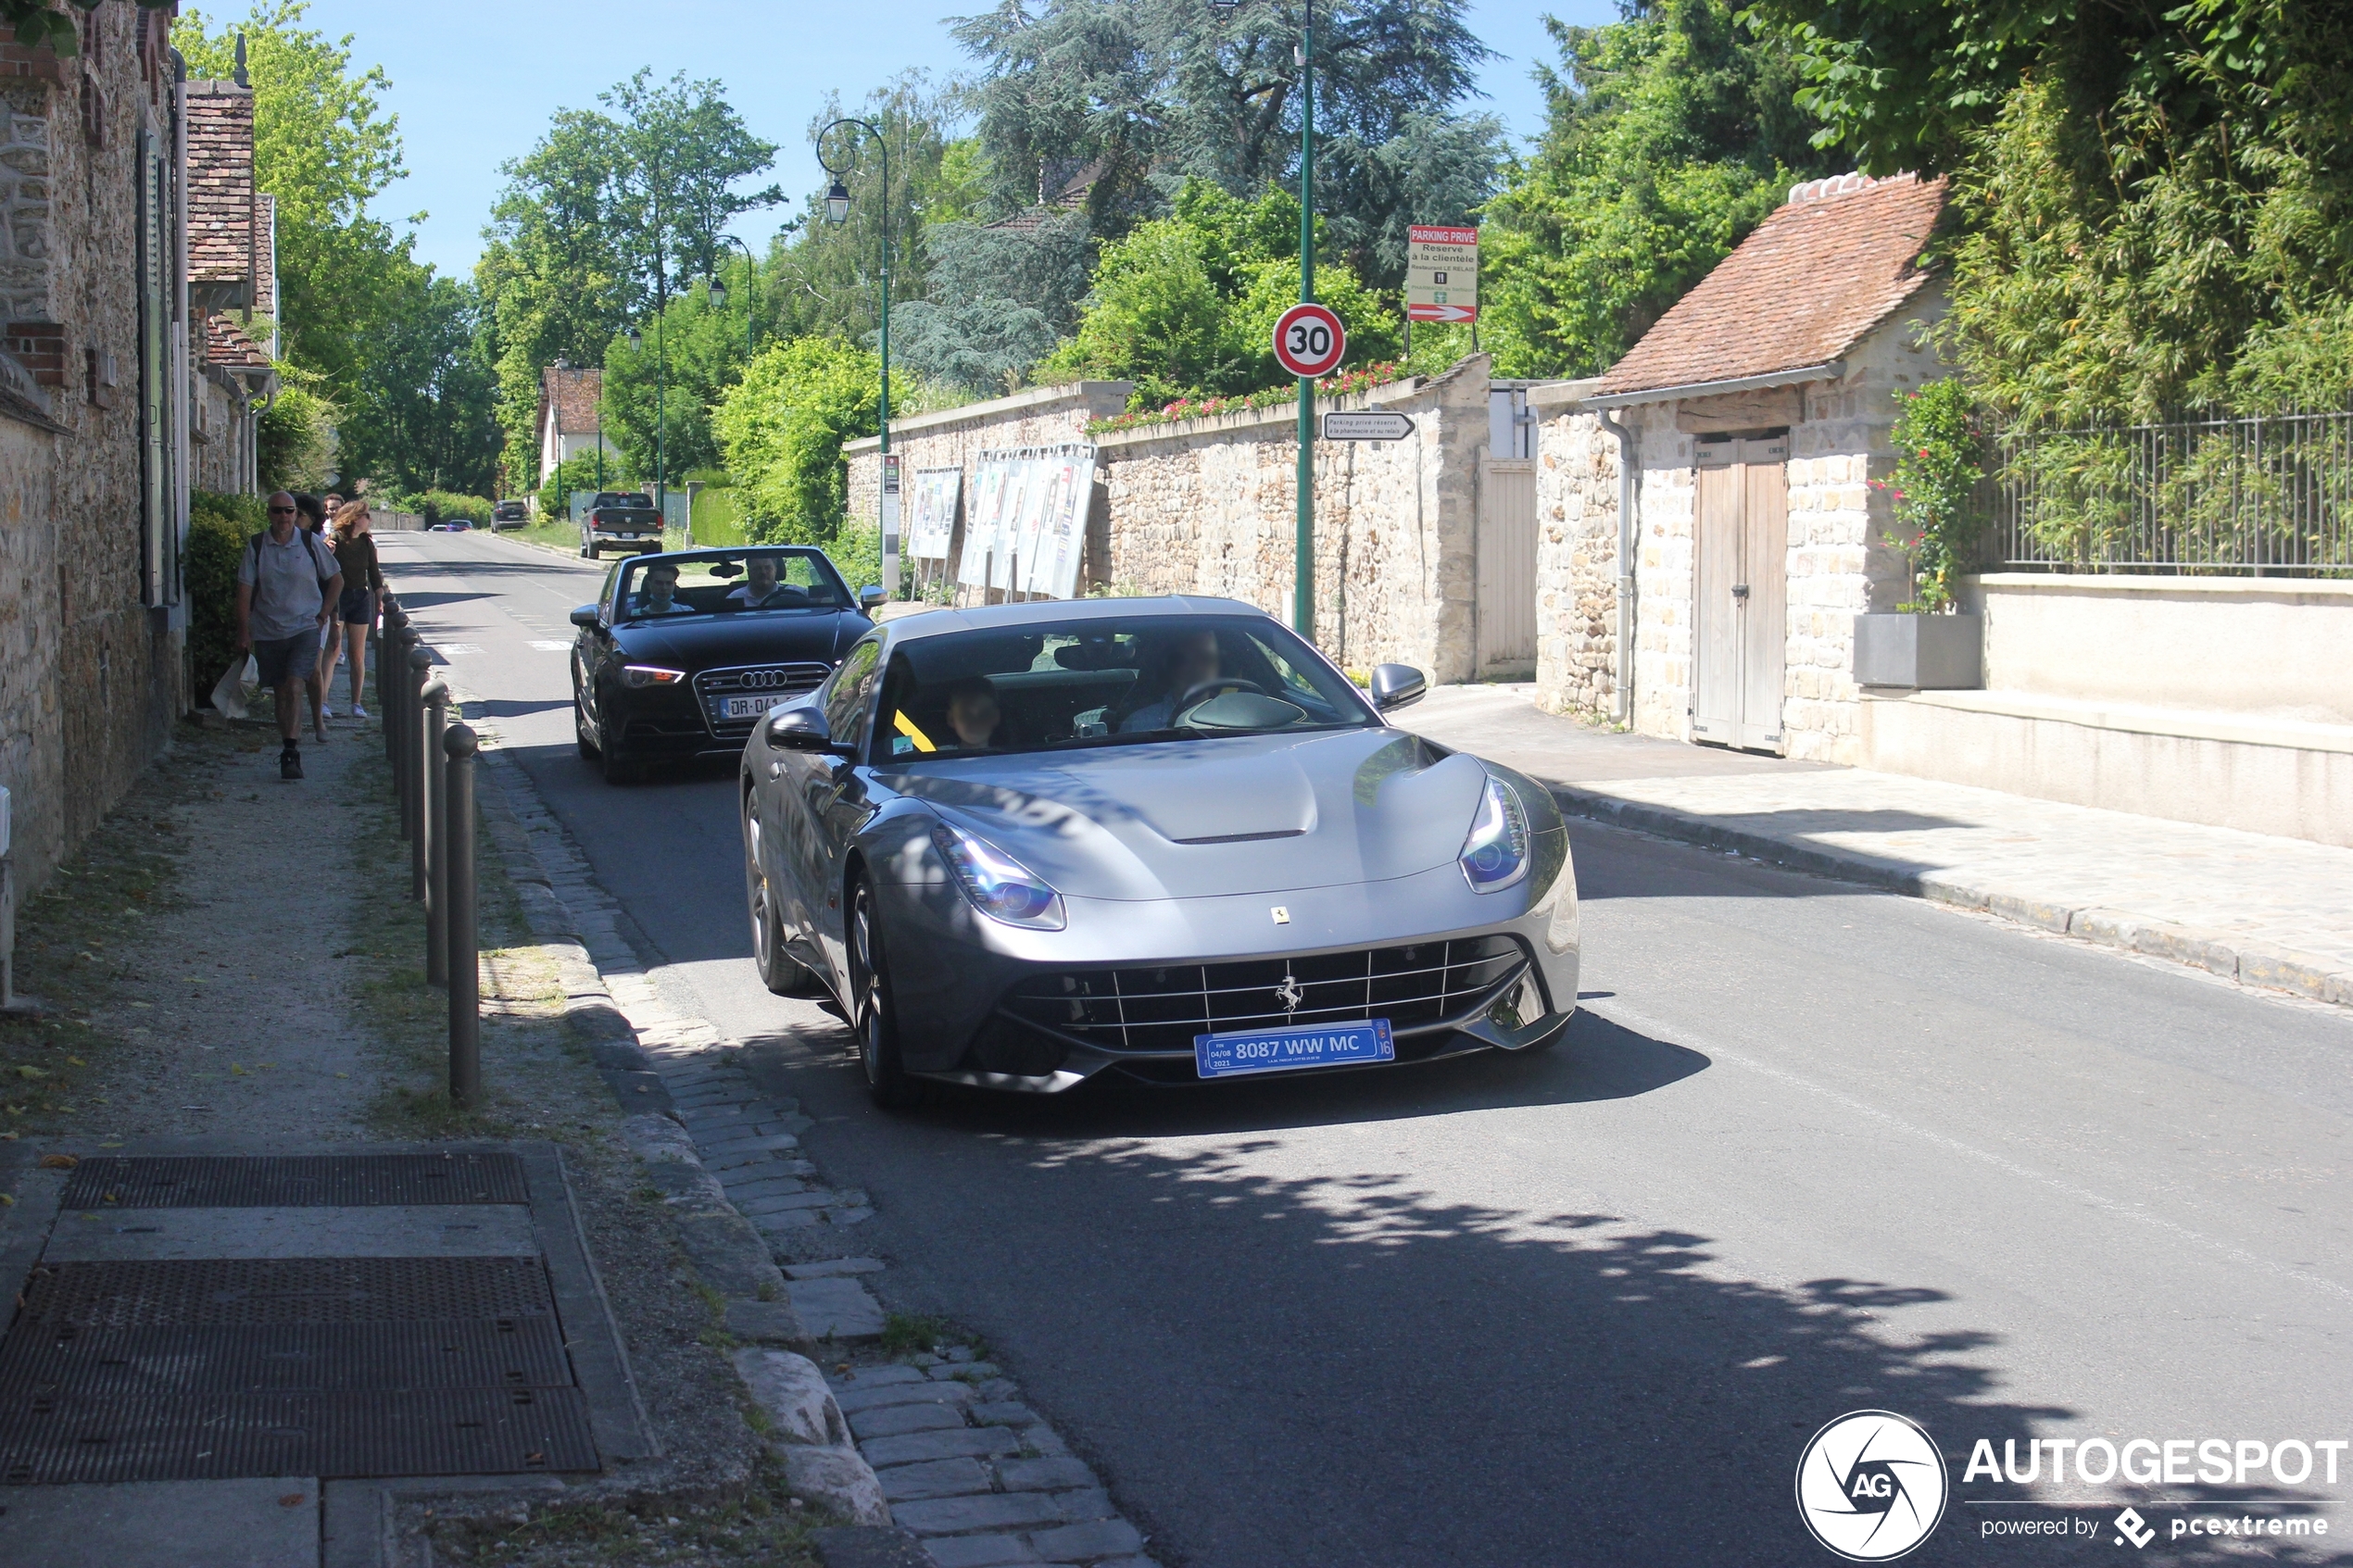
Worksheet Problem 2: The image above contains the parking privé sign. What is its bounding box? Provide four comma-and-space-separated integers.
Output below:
1407, 225, 1479, 322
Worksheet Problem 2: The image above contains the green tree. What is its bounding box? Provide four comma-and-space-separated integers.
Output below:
1045, 180, 1398, 404
257, 380, 338, 493
1477, 0, 1844, 379
478, 72, 782, 491
951, 0, 1503, 282
711, 337, 881, 544
345, 272, 500, 495
598, 282, 754, 483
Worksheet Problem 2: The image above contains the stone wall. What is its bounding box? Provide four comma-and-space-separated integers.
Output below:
190, 363, 247, 494
0, 8, 182, 892
1096, 357, 1490, 681
843, 383, 1133, 577
1529, 379, 1618, 719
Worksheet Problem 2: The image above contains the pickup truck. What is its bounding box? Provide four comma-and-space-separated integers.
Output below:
579, 492, 662, 558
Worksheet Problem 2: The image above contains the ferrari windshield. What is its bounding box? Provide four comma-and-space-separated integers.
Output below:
612, 550, 849, 621
874, 615, 1376, 760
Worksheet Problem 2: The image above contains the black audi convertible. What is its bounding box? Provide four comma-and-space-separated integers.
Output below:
571, 546, 880, 783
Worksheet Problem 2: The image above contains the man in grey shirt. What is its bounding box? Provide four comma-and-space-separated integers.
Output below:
236, 491, 344, 780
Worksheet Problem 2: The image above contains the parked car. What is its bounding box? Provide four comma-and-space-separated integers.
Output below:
580, 491, 661, 557
737, 596, 1579, 1106
493, 499, 528, 529
570, 546, 881, 784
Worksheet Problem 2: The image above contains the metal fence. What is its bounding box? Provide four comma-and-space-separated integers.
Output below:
1990, 409, 2353, 575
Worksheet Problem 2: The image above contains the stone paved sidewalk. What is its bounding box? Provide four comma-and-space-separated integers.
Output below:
1403, 684, 2353, 1007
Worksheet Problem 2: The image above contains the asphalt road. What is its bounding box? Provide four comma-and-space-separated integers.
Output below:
384, 529, 2353, 1568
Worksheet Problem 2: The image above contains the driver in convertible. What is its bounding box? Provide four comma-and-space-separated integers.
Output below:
725, 554, 801, 608
630, 562, 698, 616
1117, 630, 1222, 733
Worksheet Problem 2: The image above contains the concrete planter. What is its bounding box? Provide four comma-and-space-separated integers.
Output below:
1854, 612, 1982, 690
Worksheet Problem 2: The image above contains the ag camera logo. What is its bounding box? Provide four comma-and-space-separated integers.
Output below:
1796, 1411, 1950, 1561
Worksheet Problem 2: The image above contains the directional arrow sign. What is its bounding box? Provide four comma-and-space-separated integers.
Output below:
1321, 410, 1416, 442
1406, 302, 1478, 323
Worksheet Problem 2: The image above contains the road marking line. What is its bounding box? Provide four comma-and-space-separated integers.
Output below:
530, 641, 571, 651
1588, 996, 2353, 1303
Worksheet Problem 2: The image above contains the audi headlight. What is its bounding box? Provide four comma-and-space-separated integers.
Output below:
620, 664, 687, 688
1459, 775, 1530, 892
932, 822, 1065, 930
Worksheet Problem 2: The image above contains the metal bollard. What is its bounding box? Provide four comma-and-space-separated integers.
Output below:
379, 608, 409, 772
443, 721, 481, 1106
420, 679, 451, 986
405, 647, 433, 896
384, 624, 415, 823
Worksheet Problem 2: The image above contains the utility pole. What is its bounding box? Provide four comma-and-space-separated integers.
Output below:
1293, 0, 1315, 638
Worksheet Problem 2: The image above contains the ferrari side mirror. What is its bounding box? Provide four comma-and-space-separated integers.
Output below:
1369, 663, 1427, 712
569, 605, 600, 629
765, 704, 838, 753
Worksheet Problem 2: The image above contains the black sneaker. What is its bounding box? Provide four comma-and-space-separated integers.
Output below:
281, 742, 303, 781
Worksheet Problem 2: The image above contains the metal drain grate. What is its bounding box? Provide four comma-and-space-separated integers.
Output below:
14, 1258, 555, 1329
0, 1386, 601, 1483
58, 1154, 529, 1210
0, 1319, 576, 1398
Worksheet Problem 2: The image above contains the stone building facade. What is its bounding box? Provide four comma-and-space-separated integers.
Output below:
1532, 173, 1952, 762
0, 3, 196, 893
184, 76, 271, 494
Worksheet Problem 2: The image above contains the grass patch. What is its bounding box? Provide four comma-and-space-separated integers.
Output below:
878, 1312, 984, 1359
422, 1459, 824, 1567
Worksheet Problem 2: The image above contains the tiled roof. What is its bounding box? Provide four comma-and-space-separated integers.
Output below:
254, 193, 276, 319
206, 314, 270, 371
541, 365, 601, 434
1594, 172, 1947, 399
186, 82, 255, 292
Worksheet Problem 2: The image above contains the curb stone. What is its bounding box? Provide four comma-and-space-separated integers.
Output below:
467, 721, 1164, 1563
1553, 785, 2353, 1008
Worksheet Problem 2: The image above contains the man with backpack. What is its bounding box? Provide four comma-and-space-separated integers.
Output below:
235, 491, 344, 780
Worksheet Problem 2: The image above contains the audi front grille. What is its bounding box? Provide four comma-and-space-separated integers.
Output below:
693, 662, 833, 740
1000, 935, 1529, 1055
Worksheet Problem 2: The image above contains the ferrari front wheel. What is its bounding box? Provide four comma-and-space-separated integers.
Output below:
848, 881, 921, 1109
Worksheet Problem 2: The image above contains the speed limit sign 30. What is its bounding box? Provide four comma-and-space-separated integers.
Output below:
1272, 302, 1347, 379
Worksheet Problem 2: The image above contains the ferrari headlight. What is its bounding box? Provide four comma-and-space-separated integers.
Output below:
1459, 775, 1530, 892
620, 664, 687, 688
932, 822, 1065, 931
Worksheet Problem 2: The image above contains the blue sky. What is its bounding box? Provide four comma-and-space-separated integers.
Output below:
286, 0, 1610, 282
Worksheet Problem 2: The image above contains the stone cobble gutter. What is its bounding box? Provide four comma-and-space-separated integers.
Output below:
470, 746, 1163, 1568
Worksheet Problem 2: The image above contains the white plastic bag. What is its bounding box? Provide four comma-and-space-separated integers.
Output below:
209, 654, 258, 720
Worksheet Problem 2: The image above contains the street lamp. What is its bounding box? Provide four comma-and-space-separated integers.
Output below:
818, 119, 894, 594
624, 316, 667, 516
1209, 0, 1317, 636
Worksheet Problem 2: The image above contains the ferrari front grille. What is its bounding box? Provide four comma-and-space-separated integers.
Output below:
1001, 935, 1527, 1055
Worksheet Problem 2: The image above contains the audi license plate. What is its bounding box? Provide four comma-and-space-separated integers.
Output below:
1194, 1018, 1394, 1079
723, 696, 774, 720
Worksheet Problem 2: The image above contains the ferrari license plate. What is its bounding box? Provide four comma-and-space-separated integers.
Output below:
1193, 1018, 1394, 1079
723, 696, 773, 720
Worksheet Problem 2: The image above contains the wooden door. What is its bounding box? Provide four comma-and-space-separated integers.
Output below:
1691, 434, 1790, 751
1478, 457, 1538, 671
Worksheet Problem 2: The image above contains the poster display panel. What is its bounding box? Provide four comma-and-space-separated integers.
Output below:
909, 468, 960, 561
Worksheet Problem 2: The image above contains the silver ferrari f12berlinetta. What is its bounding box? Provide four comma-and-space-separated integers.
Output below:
739, 596, 1579, 1104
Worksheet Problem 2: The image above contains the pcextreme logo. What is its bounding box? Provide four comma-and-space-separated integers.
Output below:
1797, 1410, 1952, 1562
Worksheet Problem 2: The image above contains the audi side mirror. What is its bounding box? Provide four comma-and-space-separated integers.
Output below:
569, 605, 600, 628
859, 585, 887, 612
1369, 663, 1427, 713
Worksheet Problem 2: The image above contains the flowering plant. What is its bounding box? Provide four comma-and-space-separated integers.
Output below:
1088, 363, 1410, 435
1869, 378, 1985, 613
